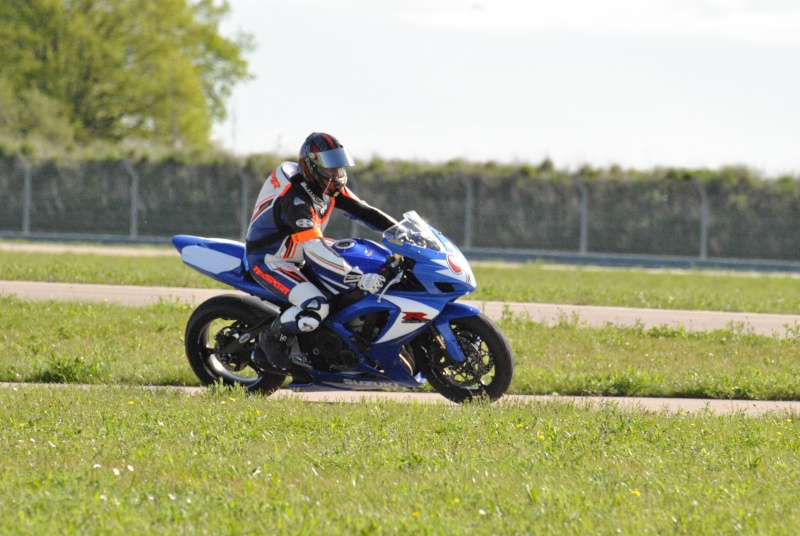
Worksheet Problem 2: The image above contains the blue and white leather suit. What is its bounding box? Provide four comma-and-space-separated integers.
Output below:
245, 162, 396, 333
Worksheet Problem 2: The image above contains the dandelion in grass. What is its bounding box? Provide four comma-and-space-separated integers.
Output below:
128, 401, 135, 405
412, 512, 420, 518
631, 490, 641, 497
787, 419, 793, 423
539, 435, 545, 440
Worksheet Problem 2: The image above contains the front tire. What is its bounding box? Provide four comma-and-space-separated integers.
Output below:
417, 314, 514, 403
184, 294, 285, 394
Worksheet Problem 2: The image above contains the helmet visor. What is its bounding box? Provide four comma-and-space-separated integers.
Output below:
313, 147, 355, 168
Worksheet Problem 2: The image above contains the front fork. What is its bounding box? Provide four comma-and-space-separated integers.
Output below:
429, 302, 481, 364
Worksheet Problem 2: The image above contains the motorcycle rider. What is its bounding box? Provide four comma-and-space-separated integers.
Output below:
246, 132, 398, 373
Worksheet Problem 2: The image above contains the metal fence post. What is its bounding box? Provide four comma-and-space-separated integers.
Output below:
122, 160, 139, 238
573, 174, 589, 254
237, 166, 250, 240
459, 172, 474, 249
348, 174, 359, 238
16, 158, 32, 236
692, 178, 709, 260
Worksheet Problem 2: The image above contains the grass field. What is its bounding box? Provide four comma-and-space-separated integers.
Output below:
2, 384, 799, 535
3, 244, 800, 534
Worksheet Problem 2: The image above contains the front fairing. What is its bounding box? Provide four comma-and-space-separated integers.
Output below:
382, 211, 476, 295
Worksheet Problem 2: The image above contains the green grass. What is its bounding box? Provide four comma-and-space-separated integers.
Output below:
3, 246, 800, 534
475, 263, 800, 314
2, 249, 800, 313
3, 296, 798, 399
2, 384, 799, 535
0, 250, 207, 288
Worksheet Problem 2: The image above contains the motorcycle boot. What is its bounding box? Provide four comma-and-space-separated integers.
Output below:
252, 316, 314, 374
251, 317, 294, 373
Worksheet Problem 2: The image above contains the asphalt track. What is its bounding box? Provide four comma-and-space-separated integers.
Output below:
3, 280, 799, 337
3, 280, 800, 416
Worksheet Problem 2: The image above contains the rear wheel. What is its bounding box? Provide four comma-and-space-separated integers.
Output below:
184, 295, 285, 394
416, 314, 514, 403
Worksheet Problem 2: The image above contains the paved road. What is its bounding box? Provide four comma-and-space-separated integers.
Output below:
2, 382, 798, 416
2, 280, 799, 337
3, 280, 800, 416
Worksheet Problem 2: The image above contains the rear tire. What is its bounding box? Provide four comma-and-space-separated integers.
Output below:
184, 294, 285, 394
417, 314, 514, 403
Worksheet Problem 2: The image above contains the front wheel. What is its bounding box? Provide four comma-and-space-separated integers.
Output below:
416, 314, 514, 403
184, 294, 285, 394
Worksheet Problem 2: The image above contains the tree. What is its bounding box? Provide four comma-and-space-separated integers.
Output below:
0, 0, 253, 147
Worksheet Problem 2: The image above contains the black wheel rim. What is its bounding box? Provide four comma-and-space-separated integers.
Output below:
198, 316, 264, 388
437, 325, 496, 389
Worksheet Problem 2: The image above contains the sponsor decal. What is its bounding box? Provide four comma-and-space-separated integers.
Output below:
270, 171, 280, 189
253, 265, 290, 295
295, 218, 314, 229
340, 379, 408, 388
446, 253, 463, 275
402, 312, 429, 323
301, 182, 325, 206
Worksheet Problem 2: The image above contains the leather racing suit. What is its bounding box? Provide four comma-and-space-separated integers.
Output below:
245, 161, 397, 335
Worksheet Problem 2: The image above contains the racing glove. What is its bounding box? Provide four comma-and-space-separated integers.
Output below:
357, 273, 385, 294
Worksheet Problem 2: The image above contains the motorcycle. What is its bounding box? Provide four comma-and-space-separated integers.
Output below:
172, 211, 514, 403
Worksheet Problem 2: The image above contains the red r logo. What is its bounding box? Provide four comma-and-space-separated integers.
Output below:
402, 312, 429, 323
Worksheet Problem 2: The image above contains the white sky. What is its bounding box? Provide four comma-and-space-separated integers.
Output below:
213, 0, 800, 176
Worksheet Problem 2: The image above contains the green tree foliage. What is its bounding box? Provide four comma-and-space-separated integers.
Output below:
0, 0, 252, 147
0, 77, 77, 149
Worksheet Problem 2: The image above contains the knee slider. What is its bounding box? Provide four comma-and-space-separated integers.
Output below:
295, 296, 328, 332
295, 311, 321, 332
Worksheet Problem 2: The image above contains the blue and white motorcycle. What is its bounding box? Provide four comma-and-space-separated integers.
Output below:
172, 211, 513, 403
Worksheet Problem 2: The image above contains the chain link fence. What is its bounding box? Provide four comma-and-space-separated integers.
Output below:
2, 156, 799, 268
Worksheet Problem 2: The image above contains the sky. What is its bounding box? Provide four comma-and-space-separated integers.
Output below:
213, 0, 800, 177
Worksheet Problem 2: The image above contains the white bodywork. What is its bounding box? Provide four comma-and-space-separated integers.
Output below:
375, 295, 441, 344
181, 245, 242, 274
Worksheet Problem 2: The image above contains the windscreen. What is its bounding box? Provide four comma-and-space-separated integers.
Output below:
383, 211, 444, 252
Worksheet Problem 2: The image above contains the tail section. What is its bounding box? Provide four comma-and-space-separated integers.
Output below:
171, 235, 273, 300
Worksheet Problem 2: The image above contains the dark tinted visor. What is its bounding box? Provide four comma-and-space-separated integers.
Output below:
314, 147, 355, 168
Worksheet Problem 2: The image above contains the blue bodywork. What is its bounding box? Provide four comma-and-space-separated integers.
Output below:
172, 215, 479, 391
